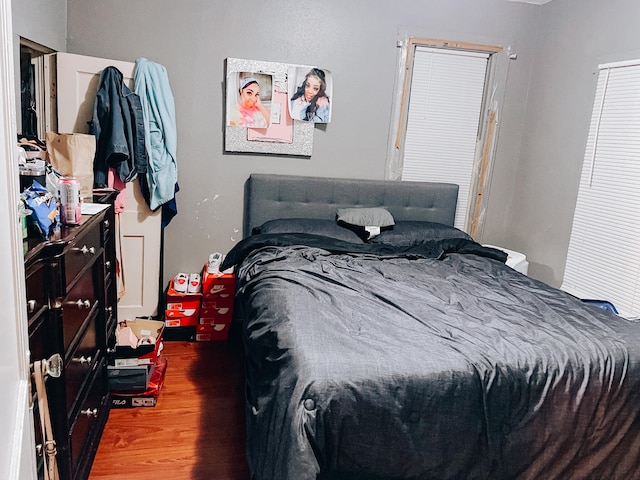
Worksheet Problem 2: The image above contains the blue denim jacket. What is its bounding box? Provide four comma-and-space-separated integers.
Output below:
91, 66, 147, 187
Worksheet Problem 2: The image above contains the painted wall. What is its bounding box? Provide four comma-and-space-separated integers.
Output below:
59, 0, 540, 286
12, 0, 66, 51
505, 0, 640, 286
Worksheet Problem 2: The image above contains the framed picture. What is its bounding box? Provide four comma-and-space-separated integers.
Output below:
224, 58, 315, 156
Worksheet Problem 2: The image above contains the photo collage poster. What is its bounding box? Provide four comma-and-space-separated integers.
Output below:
224, 58, 332, 156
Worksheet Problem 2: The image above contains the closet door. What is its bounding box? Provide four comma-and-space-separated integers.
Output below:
52, 52, 162, 318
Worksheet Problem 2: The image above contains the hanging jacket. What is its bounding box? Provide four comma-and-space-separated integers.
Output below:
133, 57, 178, 218
91, 66, 147, 187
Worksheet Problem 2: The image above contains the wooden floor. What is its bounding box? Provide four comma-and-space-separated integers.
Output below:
89, 330, 251, 480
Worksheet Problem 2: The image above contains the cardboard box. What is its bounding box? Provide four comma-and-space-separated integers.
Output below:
110, 357, 168, 408
196, 323, 230, 342
113, 318, 164, 366
201, 269, 235, 300
165, 279, 201, 327
199, 299, 233, 325
164, 308, 199, 327
162, 325, 197, 342
107, 363, 153, 392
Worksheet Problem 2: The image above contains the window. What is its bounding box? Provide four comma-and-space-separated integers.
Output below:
562, 59, 640, 318
387, 37, 502, 234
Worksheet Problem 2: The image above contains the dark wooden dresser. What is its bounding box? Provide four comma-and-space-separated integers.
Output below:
25, 192, 118, 480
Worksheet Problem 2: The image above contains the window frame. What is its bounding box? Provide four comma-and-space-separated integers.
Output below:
386, 36, 503, 236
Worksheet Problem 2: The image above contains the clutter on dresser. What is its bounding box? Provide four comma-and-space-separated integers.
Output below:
163, 253, 235, 342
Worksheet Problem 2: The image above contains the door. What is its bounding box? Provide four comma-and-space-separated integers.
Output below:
52, 52, 161, 318
0, 0, 37, 477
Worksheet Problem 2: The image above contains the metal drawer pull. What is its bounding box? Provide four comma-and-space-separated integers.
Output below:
80, 245, 96, 255
105, 260, 111, 269
68, 299, 91, 309
72, 355, 92, 365
27, 299, 37, 313
106, 347, 115, 354
103, 220, 110, 228
81, 408, 98, 418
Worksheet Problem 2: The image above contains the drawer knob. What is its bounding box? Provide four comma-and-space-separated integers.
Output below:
103, 220, 110, 228
68, 299, 91, 310
106, 347, 115, 354
27, 299, 37, 314
80, 245, 96, 255
105, 260, 111, 269
81, 408, 98, 418
72, 355, 92, 365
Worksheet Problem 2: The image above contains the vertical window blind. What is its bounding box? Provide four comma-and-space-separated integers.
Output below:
402, 47, 489, 230
562, 59, 640, 318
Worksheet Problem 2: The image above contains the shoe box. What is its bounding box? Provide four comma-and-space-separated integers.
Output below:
198, 266, 235, 341
165, 278, 202, 328
195, 323, 231, 342
111, 318, 165, 367
109, 318, 165, 393
110, 356, 168, 408
107, 362, 153, 392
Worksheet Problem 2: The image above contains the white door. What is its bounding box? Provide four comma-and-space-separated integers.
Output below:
53, 52, 161, 318
0, 0, 37, 477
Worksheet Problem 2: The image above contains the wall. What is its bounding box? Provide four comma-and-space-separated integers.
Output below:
505, 0, 640, 286
61, 0, 541, 285
12, 0, 66, 51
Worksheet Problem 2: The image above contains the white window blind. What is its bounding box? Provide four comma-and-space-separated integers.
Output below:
402, 47, 489, 230
561, 59, 640, 318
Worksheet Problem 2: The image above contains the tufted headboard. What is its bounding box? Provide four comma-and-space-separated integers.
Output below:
243, 174, 459, 238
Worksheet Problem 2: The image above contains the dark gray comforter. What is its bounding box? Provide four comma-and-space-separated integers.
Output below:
226, 234, 640, 480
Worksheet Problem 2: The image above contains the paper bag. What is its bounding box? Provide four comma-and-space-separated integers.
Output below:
46, 132, 96, 201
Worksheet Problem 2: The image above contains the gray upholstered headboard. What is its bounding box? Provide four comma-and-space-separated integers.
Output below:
244, 174, 459, 238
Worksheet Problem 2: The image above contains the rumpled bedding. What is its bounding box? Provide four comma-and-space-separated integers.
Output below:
226, 233, 640, 480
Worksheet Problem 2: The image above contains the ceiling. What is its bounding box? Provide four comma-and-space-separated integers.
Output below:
507, 0, 554, 4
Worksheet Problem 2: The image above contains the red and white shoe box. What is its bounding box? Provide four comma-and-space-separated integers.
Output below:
197, 267, 235, 341
165, 278, 202, 327
196, 323, 230, 342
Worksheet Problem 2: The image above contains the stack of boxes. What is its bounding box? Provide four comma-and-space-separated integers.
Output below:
197, 268, 235, 341
164, 264, 235, 342
108, 318, 168, 408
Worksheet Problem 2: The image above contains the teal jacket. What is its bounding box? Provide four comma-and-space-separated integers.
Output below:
134, 57, 178, 212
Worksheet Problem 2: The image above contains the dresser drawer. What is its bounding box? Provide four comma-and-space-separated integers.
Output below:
62, 268, 98, 351
65, 318, 99, 417
65, 225, 102, 286
29, 315, 54, 366
25, 260, 49, 321
68, 363, 106, 476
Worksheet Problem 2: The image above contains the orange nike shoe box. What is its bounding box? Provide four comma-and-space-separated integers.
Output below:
201, 268, 235, 300
165, 279, 202, 327
196, 323, 230, 342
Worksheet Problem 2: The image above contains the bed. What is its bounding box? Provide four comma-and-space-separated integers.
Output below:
222, 173, 640, 480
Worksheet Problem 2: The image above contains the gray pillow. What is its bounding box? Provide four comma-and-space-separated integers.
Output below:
336, 207, 395, 227
368, 221, 472, 246
336, 207, 395, 241
253, 218, 364, 243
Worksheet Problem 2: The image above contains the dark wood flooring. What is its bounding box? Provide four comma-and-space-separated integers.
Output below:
89, 329, 251, 480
